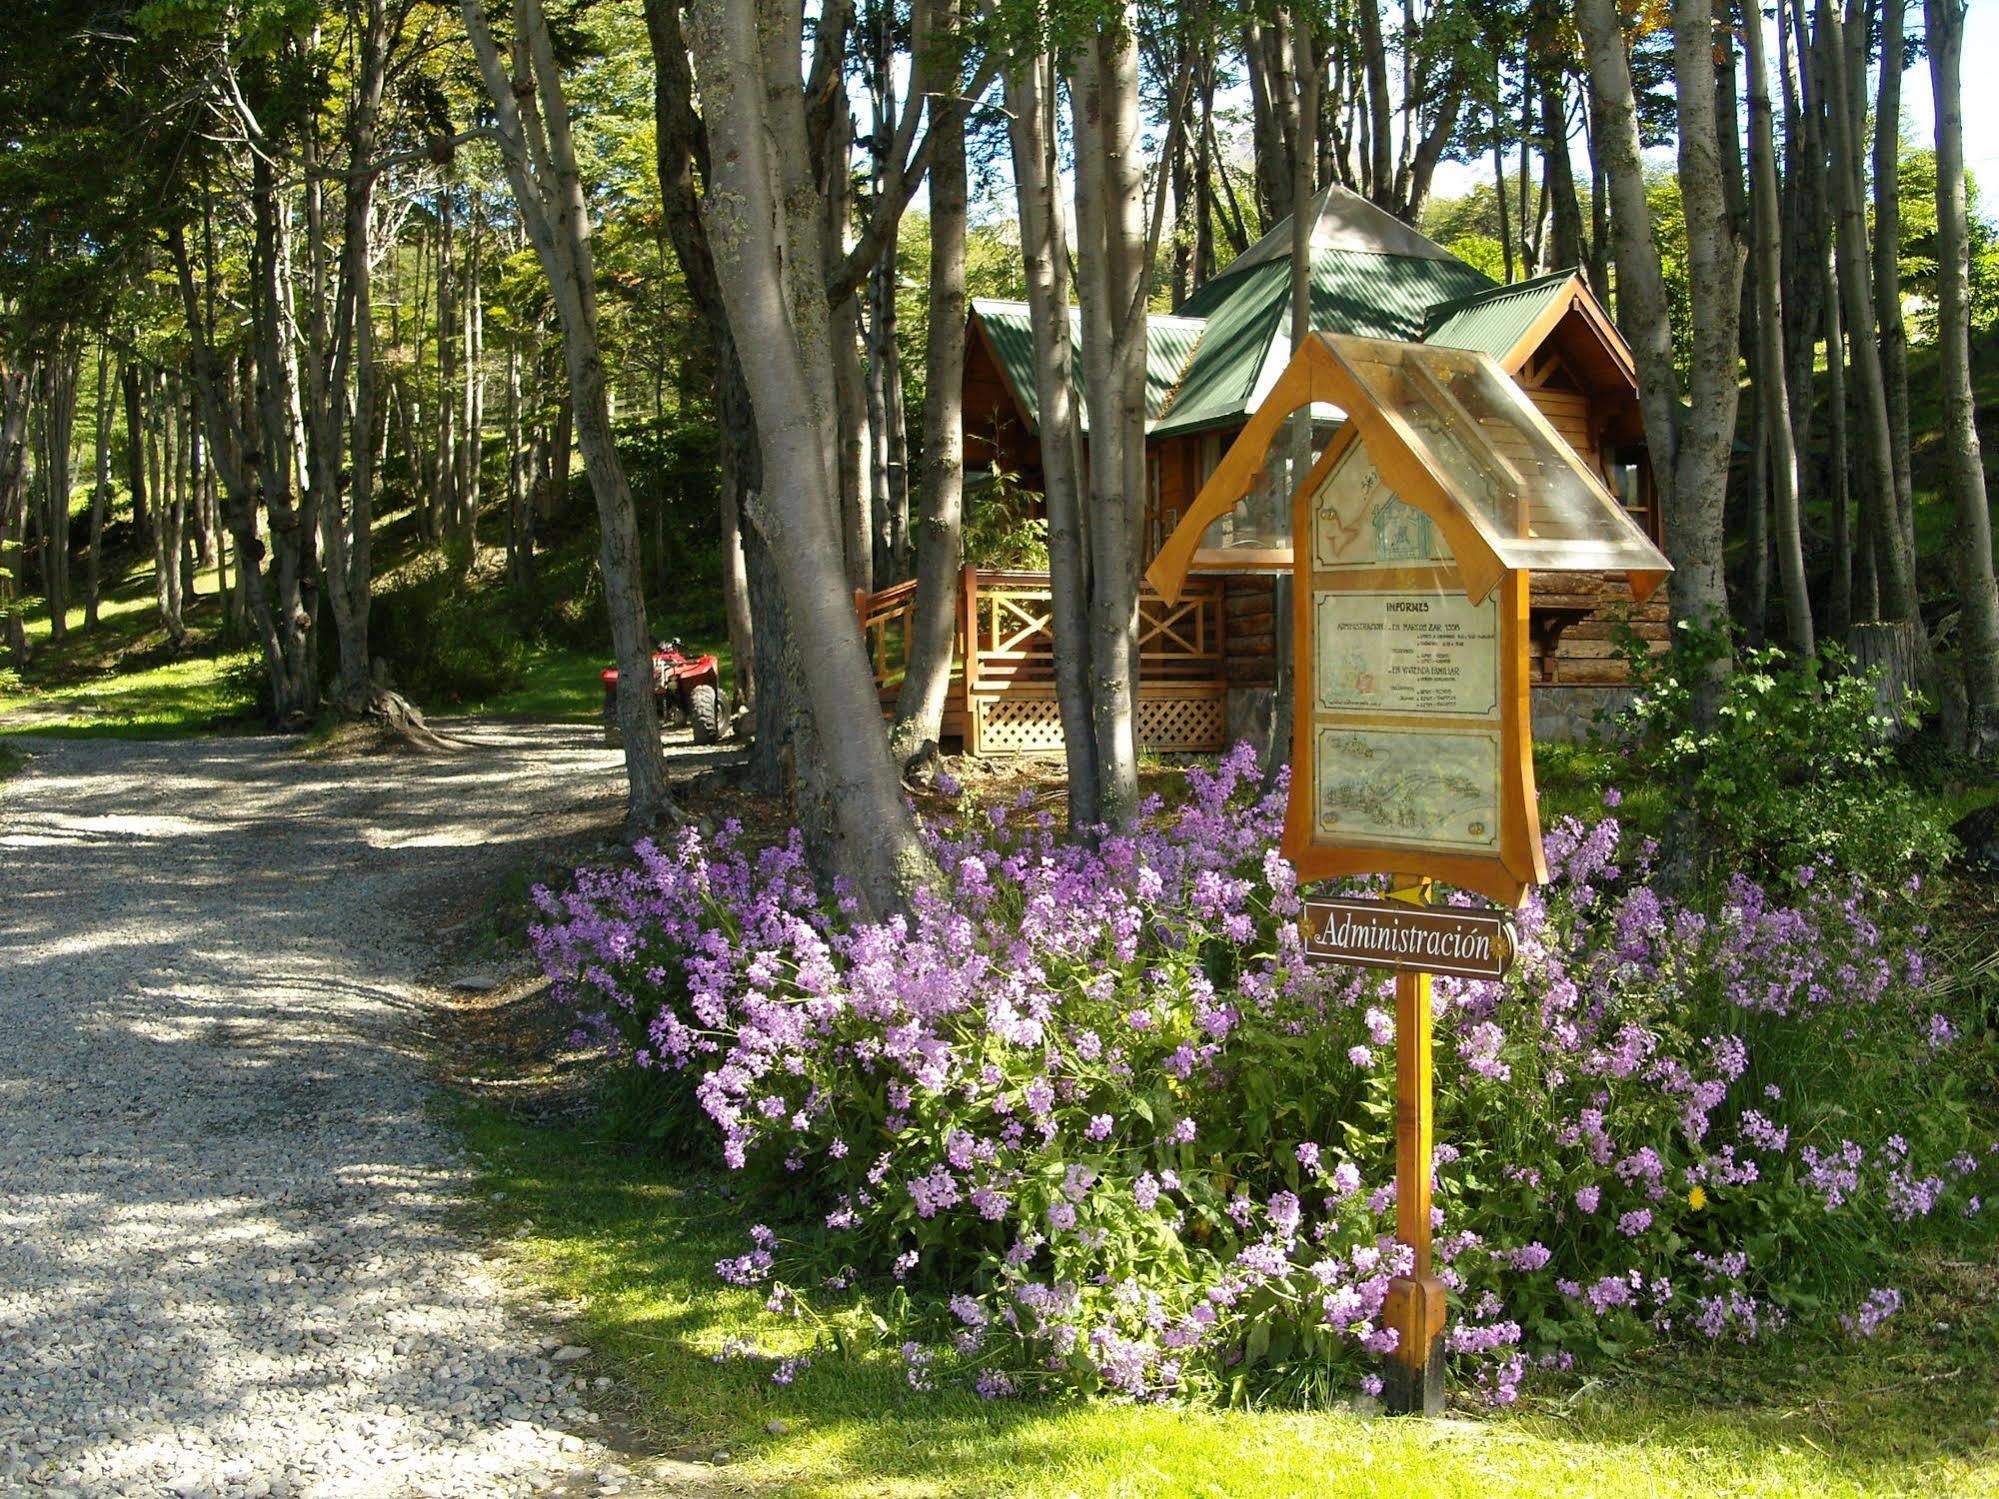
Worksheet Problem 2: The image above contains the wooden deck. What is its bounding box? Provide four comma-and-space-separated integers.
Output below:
855, 567, 1230, 756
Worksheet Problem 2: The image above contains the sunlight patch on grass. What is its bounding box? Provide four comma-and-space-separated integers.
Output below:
455, 1102, 1999, 1499
0, 648, 256, 738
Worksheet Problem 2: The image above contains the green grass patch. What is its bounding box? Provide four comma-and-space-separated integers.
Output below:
457, 1101, 1999, 1499
0, 552, 258, 739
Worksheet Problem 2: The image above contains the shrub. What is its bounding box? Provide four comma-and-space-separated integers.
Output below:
369, 552, 530, 703
532, 749, 1995, 1407
1601, 625, 1956, 885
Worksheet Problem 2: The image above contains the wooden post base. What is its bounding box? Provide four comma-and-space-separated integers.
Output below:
1382, 1272, 1447, 1416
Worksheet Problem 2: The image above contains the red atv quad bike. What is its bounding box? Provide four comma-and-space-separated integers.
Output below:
600, 640, 724, 748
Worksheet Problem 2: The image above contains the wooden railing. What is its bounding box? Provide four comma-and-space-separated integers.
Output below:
853, 566, 1228, 754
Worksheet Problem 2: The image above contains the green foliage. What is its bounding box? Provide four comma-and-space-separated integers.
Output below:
1599, 623, 1956, 885
960, 465, 1049, 568
1896, 145, 1999, 338
369, 551, 531, 705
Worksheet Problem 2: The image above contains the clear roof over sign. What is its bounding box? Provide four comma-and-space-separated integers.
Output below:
1147, 331, 1673, 609
1324, 335, 1670, 581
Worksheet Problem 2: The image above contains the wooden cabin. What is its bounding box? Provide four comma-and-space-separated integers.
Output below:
866, 185, 1668, 754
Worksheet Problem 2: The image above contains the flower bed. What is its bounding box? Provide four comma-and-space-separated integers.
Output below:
531, 745, 1995, 1406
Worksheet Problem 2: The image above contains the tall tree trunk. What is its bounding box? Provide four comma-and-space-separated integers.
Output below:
461, 0, 676, 830
458, 204, 485, 555
1663, 0, 1747, 649
1070, 16, 1146, 828
35, 346, 78, 646
892, 0, 968, 759
85, 345, 111, 630
1008, 47, 1100, 825
506, 341, 533, 589
1819, 0, 1922, 629
431, 187, 457, 548
1872, 0, 1916, 558
1925, 0, 1999, 752
0, 369, 30, 667
1576, 0, 1684, 534
641, 0, 775, 770
148, 373, 187, 648
1744, 0, 1815, 654
680, 0, 938, 911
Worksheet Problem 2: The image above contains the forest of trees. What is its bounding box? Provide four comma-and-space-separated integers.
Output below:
2, 0, 1996, 913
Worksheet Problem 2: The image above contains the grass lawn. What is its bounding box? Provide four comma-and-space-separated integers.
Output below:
0, 558, 257, 739
454, 1100, 1999, 1499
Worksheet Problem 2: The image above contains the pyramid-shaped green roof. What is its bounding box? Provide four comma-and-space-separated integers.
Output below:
971, 185, 1504, 444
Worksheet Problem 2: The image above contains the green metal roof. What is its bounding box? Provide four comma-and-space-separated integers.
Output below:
1148, 249, 1497, 439
969, 185, 1507, 444
1421, 269, 1580, 361
970, 299, 1204, 433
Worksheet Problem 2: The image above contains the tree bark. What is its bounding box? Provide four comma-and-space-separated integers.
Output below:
1744, 0, 1816, 654
461, 0, 675, 831
1925, 0, 1999, 752
1818, 0, 1922, 629
683, 0, 936, 913
892, 0, 968, 759
34, 345, 78, 646
1871, 0, 1916, 558
1576, 0, 1685, 553
85, 345, 110, 630
1070, 17, 1146, 828
1007, 48, 1099, 826
0, 368, 30, 667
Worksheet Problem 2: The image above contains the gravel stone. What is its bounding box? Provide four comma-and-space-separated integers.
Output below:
0, 726, 633, 1497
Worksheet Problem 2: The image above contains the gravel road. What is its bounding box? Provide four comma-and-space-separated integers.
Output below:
0, 724, 651, 1498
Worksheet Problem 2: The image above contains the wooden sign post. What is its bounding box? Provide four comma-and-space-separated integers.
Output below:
1382, 876, 1445, 1415
1144, 332, 1672, 1417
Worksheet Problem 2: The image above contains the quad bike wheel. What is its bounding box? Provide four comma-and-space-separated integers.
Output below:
687, 681, 723, 745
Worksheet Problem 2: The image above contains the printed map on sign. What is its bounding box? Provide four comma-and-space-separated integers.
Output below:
1311, 448, 1449, 571
1314, 725, 1501, 852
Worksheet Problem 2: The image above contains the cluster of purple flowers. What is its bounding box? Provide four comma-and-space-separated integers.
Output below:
531, 746, 1993, 1407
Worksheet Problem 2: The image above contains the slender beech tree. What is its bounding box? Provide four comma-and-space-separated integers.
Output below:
85, 344, 111, 630
0, 363, 28, 668
893, 0, 971, 759
1005, 44, 1099, 826
680, 0, 937, 913
460, 0, 675, 830
1069, 11, 1150, 829
1743, 0, 1814, 654
1818, 0, 1922, 632
1872, 0, 1914, 548
1578, 0, 1743, 710
1924, 0, 1999, 752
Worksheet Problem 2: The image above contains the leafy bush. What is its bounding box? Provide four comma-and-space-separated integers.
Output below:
961, 466, 1049, 570
532, 750, 1994, 1407
369, 552, 530, 703
1601, 625, 1957, 885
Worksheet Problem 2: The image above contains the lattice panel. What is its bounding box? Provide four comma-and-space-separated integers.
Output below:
969, 694, 1226, 756
1135, 694, 1225, 752
971, 697, 1067, 755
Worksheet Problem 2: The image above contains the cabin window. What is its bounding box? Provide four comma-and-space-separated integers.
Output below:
1191, 418, 1342, 563
1604, 448, 1654, 539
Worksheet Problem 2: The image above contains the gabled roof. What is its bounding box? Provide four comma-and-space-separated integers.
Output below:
1422, 268, 1581, 360
1211, 182, 1468, 278
965, 191, 1629, 449
1150, 249, 1496, 439
969, 299, 1204, 434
